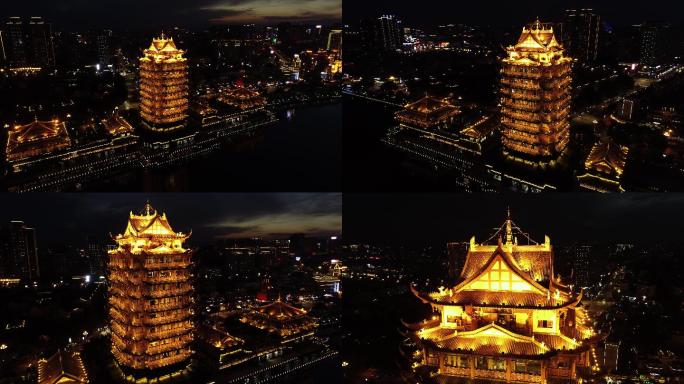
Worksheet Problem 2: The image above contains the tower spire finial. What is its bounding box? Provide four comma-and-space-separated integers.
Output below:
143, 199, 154, 216
505, 206, 513, 245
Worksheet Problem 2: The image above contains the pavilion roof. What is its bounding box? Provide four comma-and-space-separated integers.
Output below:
584, 138, 629, 177
38, 349, 88, 384
513, 19, 562, 52
116, 202, 189, 239
395, 96, 460, 128
6, 119, 71, 159
148, 34, 179, 53
257, 299, 307, 320
460, 211, 554, 282
421, 323, 580, 357
200, 325, 243, 349
141, 34, 186, 62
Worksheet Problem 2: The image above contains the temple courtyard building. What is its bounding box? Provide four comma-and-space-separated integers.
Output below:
5, 118, 71, 163
240, 299, 318, 340
218, 86, 267, 111
404, 211, 603, 383
395, 95, 461, 130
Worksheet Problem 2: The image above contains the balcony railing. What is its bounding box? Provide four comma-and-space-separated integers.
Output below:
145, 334, 193, 355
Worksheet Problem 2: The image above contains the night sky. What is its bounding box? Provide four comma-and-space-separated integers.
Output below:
343, 194, 684, 246
0, 193, 341, 246
344, 0, 684, 26
0, 0, 341, 30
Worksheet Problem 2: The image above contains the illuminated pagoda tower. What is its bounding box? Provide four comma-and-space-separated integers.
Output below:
108, 202, 194, 376
500, 19, 572, 166
396, 95, 460, 130
139, 34, 189, 132
405, 210, 602, 383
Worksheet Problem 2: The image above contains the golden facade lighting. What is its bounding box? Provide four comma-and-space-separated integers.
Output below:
577, 138, 629, 192
240, 299, 317, 338
102, 114, 134, 137
217, 87, 267, 111
395, 96, 461, 129
37, 349, 88, 384
6, 119, 71, 162
139, 34, 189, 132
108, 202, 194, 372
406, 210, 602, 383
500, 19, 572, 164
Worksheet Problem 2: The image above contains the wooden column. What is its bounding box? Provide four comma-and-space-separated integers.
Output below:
506, 358, 512, 382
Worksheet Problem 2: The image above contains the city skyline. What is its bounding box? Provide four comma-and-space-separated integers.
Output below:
344, 0, 684, 26
1, 0, 341, 30
0, 193, 342, 245
343, 194, 684, 245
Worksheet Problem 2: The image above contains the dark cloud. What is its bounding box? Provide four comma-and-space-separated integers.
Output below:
343, 194, 684, 246
0, 0, 340, 30
0, 193, 342, 246
344, 0, 684, 26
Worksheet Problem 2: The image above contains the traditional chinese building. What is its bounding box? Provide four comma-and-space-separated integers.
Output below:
578, 138, 629, 192
139, 34, 189, 132
241, 299, 317, 338
37, 349, 88, 384
6, 118, 71, 162
396, 96, 460, 130
197, 324, 244, 367
102, 114, 134, 137
500, 19, 572, 165
217, 86, 267, 111
108, 202, 194, 374
405, 210, 602, 383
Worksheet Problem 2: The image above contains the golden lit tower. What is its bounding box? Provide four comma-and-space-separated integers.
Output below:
139, 34, 189, 132
405, 210, 602, 383
500, 19, 572, 165
108, 202, 194, 373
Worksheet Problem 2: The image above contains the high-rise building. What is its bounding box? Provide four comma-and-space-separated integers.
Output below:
619, 98, 635, 120
375, 15, 403, 51
404, 211, 601, 383
573, 245, 591, 288
6, 17, 27, 68
327, 29, 342, 52
96, 30, 112, 66
604, 340, 620, 373
639, 24, 659, 67
28, 17, 55, 68
563, 9, 600, 64
108, 202, 194, 374
0, 30, 7, 66
500, 19, 572, 165
139, 34, 189, 132
0, 221, 39, 281
85, 235, 109, 276
5, 16, 55, 68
